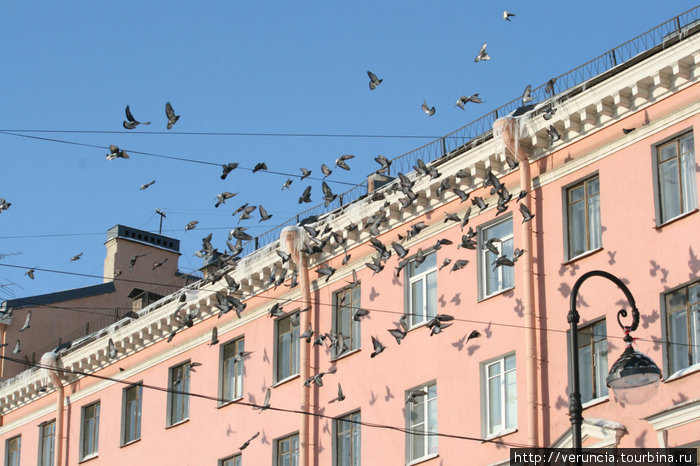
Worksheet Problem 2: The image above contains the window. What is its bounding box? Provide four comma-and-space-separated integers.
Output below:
479, 217, 514, 298
482, 354, 517, 437
220, 455, 242, 466
335, 411, 361, 466
577, 321, 608, 403
333, 285, 361, 357
276, 313, 300, 382
276, 433, 299, 466
406, 382, 437, 463
666, 281, 700, 374
167, 362, 190, 426
566, 175, 601, 259
38, 420, 55, 466
656, 132, 697, 223
5, 436, 20, 466
406, 251, 437, 327
80, 401, 100, 460
221, 337, 245, 403
122, 384, 142, 444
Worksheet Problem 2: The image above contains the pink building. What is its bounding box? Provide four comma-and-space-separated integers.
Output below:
1, 11, 699, 466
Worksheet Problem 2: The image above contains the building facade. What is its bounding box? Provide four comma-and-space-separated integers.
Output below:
1, 13, 699, 466
0, 225, 194, 381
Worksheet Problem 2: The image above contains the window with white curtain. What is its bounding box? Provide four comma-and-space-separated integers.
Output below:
482, 354, 517, 437
577, 320, 608, 403
666, 281, 700, 374
406, 251, 437, 327
479, 217, 514, 299
657, 132, 697, 224
566, 175, 601, 259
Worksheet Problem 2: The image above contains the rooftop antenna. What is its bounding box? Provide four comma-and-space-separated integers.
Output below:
155, 208, 166, 234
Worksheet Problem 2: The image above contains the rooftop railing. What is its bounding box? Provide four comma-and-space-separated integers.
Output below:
240, 6, 700, 255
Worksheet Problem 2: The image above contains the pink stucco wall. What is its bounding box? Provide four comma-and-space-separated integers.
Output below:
1, 77, 699, 466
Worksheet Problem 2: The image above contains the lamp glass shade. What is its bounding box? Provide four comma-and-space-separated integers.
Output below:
606, 347, 662, 405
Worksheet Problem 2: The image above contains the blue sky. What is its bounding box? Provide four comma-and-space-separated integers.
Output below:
1, 1, 698, 301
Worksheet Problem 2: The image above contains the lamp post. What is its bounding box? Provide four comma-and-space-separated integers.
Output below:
568, 270, 662, 454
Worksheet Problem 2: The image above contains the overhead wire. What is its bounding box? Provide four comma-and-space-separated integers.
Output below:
0, 353, 532, 449
0, 128, 448, 139
0, 131, 360, 187
0, 261, 696, 350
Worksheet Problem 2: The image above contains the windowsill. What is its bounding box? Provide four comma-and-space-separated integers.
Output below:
78, 453, 99, 464
655, 208, 698, 229
165, 418, 190, 429
331, 347, 361, 362
563, 247, 603, 265
408, 452, 439, 465
479, 286, 515, 303
664, 362, 700, 383
217, 396, 244, 409
484, 427, 518, 441
273, 373, 300, 388
582, 395, 609, 409
120, 438, 141, 448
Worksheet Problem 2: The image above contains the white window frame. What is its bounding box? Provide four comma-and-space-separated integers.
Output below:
275, 311, 300, 384
481, 353, 517, 438
332, 284, 361, 359
576, 320, 608, 404
663, 280, 700, 376
654, 130, 697, 225
274, 432, 299, 466
564, 174, 602, 260
79, 401, 100, 461
166, 361, 190, 426
405, 381, 437, 464
5, 435, 20, 466
405, 251, 437, 327
478, 216, 514, 299
220, 336, 245, 404
121, 383, 142, 445
37, 420, 55, 466
219, 454, 242, 466
334, 410, 361, 466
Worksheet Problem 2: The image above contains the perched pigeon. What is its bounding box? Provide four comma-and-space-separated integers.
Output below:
253, 162, 267, 173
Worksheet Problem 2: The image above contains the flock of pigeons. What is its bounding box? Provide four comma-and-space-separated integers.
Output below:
0, 7, 563, 452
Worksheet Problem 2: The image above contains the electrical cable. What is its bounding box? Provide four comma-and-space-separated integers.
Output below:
0, 131, 360, 187
0, 353, 532, 449
0, 128, 447, 140
0, 262, 696, 349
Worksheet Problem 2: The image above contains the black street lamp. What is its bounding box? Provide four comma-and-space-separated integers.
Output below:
568, 270, 662, 453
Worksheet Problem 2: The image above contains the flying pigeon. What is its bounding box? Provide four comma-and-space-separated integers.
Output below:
165, 102, 180, 129
18, 311, 31, 332
474, 43, 490, 62
329, 383, 346, 403
547, 125, 561, 142
185, 221, 198, 231
122, 105, 150, 130
258, 205, 273, 222
215, 192, 238, 208
25, 268, 35, 280
300, 168, 312, 180
106, 145, 129, 160
253, 162, 267, 173
503, 10, 515, 21
321, 164, 333, 178
367, 71, 382, 90
139, 180, 156, 190
70, 253, 83, 262
370, 336, 385, 358
421, 100, 436, 116
522, 85, 533, 105
336, 154, 354, 171
221, 163, 239, 180
239, 432, 260, 451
